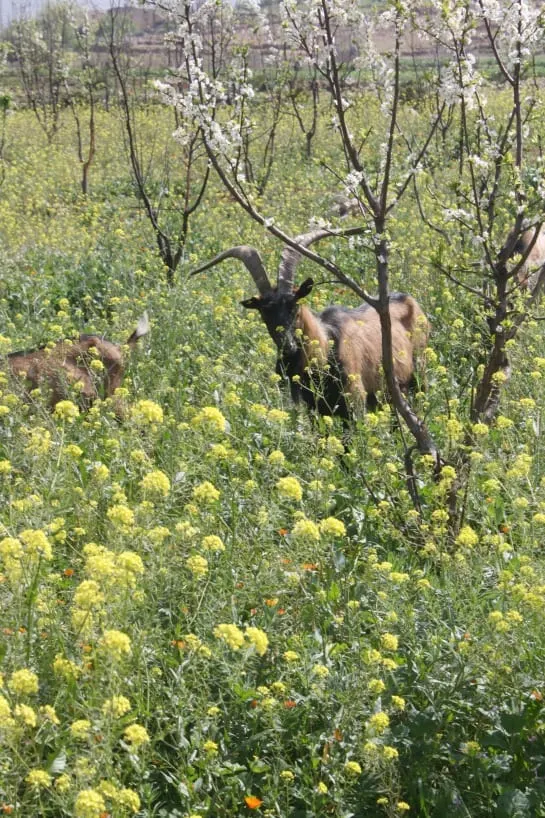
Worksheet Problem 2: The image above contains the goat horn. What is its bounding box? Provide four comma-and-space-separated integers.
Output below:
277, 227, 365, 293
190, 246, 272, 295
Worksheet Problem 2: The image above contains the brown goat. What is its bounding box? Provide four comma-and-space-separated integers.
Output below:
191, 232, 429, 419
5, 313, 149, 411
514, 226, 545, 290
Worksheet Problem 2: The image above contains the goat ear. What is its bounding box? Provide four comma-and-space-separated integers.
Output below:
295, 277, 314, 300
240, 297, 261, 310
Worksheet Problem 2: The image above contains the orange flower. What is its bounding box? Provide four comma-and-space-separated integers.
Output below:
2, 806, 15, 815
333, 728, 343, 741
531, 689, 543, 701
277, 608, 286, 615
63, 568, 74, 577
278, 529, 289, 537
283, 699, 297, 709
302, 562, 318, 571
244, 796, 263, 809
264, 598, 278, 607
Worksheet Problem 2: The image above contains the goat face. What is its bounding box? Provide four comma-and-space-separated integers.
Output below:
241, 277, 314, 359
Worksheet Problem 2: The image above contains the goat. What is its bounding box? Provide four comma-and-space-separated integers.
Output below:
5, 313, 149, 412
513, 226, 545, 291
191, 232, 429, 420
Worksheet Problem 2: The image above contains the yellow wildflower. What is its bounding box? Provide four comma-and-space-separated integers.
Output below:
123, 723, 150, 748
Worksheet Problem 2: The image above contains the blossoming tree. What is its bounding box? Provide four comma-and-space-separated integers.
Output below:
155, 0, 545, 517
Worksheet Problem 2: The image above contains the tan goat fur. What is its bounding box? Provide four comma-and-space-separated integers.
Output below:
6, 314, 149, 411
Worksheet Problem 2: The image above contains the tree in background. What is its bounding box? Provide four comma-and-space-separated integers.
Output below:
156, 0, 545, 520
103, 0, 211, 284
9, 2, 71, 143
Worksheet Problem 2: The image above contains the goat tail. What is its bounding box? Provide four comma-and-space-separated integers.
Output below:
126, 312, 150, 348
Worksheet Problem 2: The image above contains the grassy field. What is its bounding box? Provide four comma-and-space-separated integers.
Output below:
1, 99, 545, 818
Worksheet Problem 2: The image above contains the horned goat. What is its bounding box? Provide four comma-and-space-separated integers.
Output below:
191, 232, 429, 420
5, 313, 149, 412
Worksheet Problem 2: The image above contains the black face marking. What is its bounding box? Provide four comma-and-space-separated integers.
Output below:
243, 290, 301, 356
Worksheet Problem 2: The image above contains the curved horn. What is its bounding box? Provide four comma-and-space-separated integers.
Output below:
190, 245, 271, 295
277, 226, 364, 293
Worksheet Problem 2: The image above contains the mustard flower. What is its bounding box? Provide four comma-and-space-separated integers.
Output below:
74, 789, 106, 818
116, 789, 141, 813
192, 406, 227, 434
382, 745, 399, 760
344, 760, 362, 776
317, 782, 328, 794
74, 580, 104, 610
268, 450, 286, 466
291, 518, 320, 543
55, 774, 71, 793
280, 770, 295, 782
92, 463, 109, 481
380, 633, 398, 652
368, 678, 386, 695
25, 769, 52, 789
203, 739, 219, 755
131, 399, 163, 425
367, 712, 390, 734
140, 469, 170, 498
214, 623, 245, 650
319, 517, 346, 538
14, 703, 37, 727
397, 802, 410, 812
53, 655, 80, 679
391, 695, 406, 711
245, 626, 269, 656
107, 504, 135, 529
312, 663, 330, 678
268, 408, 289, 423
9, 668, 39, 696
208, 706, 221, 717
186, 555, 208, 577
201, 535, 225, 552
147, 526, 171, 545
116, 551, 145, 585
176, 521, 199, 539
192, 481, 220, 504
102, 695, 131, 718
20, 528, 52, 560
40, 705, 60, 724
70, 719, 92, 739
0, 459, 11, 474
123, 723, 150, 748
455, 525, 478, 548
283, 650, 299, 662
98, 780, 118, 799
54, 400, 80, 422
99, 629, 132, 660
275, 476, 303, 502
0, 697, 15, 731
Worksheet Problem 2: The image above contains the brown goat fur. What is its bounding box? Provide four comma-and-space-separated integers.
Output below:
515, 227, 545, 290
5, 314, 149, 412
